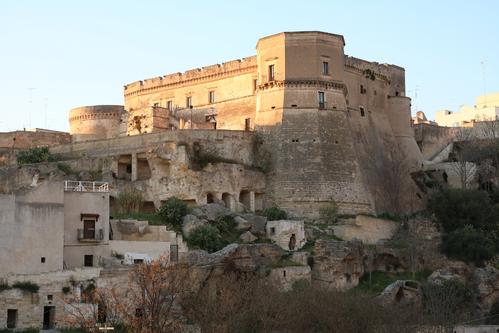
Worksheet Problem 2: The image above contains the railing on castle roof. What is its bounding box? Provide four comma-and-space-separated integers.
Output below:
64, 180, 109, 193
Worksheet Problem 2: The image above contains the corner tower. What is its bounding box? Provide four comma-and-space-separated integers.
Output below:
255, 32, 374, 216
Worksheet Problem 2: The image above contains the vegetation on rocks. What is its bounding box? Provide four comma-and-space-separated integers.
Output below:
319, 201, 338, 224
353, 270, 432, 295
263, 206, 287, 221
116, 187, 144, 215
186, 224, 226, 253
11, 281, 40, 293
16, 146, 59, 164
428, 188, 499, 265
157, 196, 188, 232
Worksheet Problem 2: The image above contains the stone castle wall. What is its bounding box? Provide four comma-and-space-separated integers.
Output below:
69, 105, 123, 142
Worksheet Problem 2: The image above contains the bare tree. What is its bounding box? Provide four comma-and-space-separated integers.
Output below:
63, 258, 192, 333
449, 128, 479, 189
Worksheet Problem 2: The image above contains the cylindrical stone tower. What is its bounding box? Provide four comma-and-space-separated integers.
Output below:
69, 105, 124, 142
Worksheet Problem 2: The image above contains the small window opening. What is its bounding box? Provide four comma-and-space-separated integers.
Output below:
133, 259, 144, 265
41, 257, 46, 263
186, 96, 192, 108
360, 85, 366, 94
291, 104, 297, 107
268, 64, 275, 81
360, 107, 365, 117
395, 91, 399, 96
167, 100, 173, 111
245, 118, 252, 131
318, 91, 325, 109
208, 91, 215, 104
283, 270, 286, 277
322, 61, 329, 75
270, 227, 276, 236
253, 79, 258, 92
47, 295, 53, 301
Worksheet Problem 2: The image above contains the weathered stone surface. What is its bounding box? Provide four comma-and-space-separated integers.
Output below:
234, 215, 251, 231
242, 214, 267, 235
181, 243, 283, 274
116, 220, 139, 234
266, 220, 306, 251
269, 266, 311, 291
332, 215, 398, 244
311, 239, 365, 290
200, 203, 229, 221
427, 261, 472, 286
239, 231, 257, 243
473, 266, 499, 312
377, 280, 421, 306
182, 214, 207, 237
291, 251, 309, 266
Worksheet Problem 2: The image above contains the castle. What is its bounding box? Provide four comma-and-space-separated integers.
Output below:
0, 30, 427, 330
65, 31, 423, 216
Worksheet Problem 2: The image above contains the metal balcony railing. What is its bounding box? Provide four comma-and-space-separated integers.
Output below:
64, 181, 109, 193
77, 228, 104, 241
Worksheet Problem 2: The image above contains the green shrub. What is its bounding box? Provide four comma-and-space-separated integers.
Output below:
17, 147, 58, 164
112, 212, 161, 225
62, 286, 71, 294
319, 201, 338, 224
428, 189, 499, 233
187, 225, 225, 253
353, 270, 432, 294
158, 197, 188, 232
57, 162, 73, 174
12, 281, 39, 293
441, 225, 496, 265
213, 215, 237, 235
263, 206, 287, 221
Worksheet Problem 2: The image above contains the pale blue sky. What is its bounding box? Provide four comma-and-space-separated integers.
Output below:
1, 0, 498, 132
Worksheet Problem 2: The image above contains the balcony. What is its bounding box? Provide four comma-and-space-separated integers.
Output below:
64, 181, 109, 193
77, 228, 104, 242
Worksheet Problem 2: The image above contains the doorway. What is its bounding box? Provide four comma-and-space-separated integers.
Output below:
43, 306, 55, 329
83, 220, 96, 239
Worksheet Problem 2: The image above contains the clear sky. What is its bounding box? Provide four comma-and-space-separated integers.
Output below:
1, 0, 498, 132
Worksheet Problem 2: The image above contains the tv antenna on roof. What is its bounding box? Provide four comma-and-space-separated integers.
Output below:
27, 87, 36, 129
480, 60, 487, 105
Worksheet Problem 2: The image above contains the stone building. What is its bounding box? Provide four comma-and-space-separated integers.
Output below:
435, 92, 499, 127
65, 31, 424, 216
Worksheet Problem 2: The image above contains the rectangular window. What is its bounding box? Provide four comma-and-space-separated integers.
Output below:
167, 100, 173, 111
186, 96, 192, 108
268, 64, 275, 81
84, 255, 93, 267
7, 309, 17, 329
208, 91, 215, 104
322, 61, 329, 75
153, 102, 159, 107
245, 118, 252, 131
41, 257, 46, 263
253, 79, 258, 92
318, 91, 325, 109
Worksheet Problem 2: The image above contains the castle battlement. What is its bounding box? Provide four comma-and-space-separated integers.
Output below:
124, 56, 257, 96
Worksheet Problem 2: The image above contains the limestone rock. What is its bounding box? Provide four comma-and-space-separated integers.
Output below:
200, 203, 229, 221
242, 214, 267, 235
377, 280, 421, 306
182, 214, 207, 237
234, 216, 251, 231
181, 243, 283, 274
473, 266, 499, 312
269, 266, 311, 291
78, 170, 93, 181
117, 220, 139, 234
427, 261, 472, 286
311, 239, 365, 290
331, 215, 398, 245
239, 231, 257, 243
291, 251, 309, 266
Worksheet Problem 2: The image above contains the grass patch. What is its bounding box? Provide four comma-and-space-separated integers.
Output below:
112, 212, 162, 225
353, 270, 432, 295
272, 258, 303, 268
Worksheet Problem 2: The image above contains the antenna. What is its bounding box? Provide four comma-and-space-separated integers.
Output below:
480, 60, 487, 105
27, 87, 35, 129
44, 98, 48, 128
